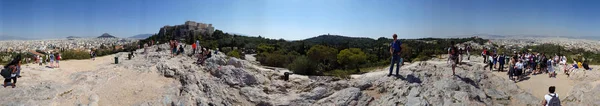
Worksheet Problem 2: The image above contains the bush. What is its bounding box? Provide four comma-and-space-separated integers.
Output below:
226, 49, 242, 58
257, 52, 290, 67
61, 50, 91, 60
337, 48, 367, 71
287, 56, 318, 75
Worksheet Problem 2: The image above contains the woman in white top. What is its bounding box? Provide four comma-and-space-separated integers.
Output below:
513, 60, 524, 82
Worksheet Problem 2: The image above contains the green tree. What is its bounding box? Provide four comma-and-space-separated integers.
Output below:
337, 48, 367, 71
287, 56, 318, 75
257, 43, 275, 53
307, 45, 338, 71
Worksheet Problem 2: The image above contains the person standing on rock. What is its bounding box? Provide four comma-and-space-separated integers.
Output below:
388, 34, 402, 77
55, 53, 61, 68
449, 41, 459, 76
49, 52, 55, 68
542, 86, 560, 106
465, 44, 471, 60
547, 58, 556, 78
458, 47, 463, 65
498, 53, 505, 72
482, 48, 488, 63
508, 54, 517, 80
192, 42, 197, 55
514, 59, 524, 82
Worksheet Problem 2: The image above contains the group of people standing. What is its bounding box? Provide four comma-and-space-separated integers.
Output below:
506, 52, 574, 82
34, 52, 61, 68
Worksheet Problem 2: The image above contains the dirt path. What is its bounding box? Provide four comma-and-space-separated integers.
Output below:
8, 53, 177, 105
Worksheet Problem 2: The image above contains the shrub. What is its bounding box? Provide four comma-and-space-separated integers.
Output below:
337, 48, 367, 71
226, 49, 242, 58
287, 56, 318, 75
61, 50, 91, 60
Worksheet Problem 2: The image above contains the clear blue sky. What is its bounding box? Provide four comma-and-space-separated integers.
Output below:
1, 0, 599, 40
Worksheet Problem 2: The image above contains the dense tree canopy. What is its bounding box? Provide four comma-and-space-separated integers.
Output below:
337, 48, 367, 71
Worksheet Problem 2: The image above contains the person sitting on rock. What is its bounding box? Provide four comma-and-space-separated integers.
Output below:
564, 63, 578, 77
177, 45, 184, 55
582, 60, 591, 70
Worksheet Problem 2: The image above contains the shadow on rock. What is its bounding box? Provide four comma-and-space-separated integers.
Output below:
406, 74, 422, 83
456, 75, 480, 89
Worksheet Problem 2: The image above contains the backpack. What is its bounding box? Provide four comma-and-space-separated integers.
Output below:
450, 46, 458, 56
548, 94, 561, 106
1, 68, 11, 79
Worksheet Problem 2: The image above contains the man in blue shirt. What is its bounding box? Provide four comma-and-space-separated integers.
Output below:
389, 34, 402, 77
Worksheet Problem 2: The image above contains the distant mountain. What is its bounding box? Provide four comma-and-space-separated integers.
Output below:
98, 33, 117, 38
129, 34, 153, 39
66, 36, 82, 40
0, 35, 33, 41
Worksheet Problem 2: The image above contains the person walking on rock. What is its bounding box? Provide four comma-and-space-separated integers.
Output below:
449, 41, 459, 76
388, 34, 402, 77
542, 86, 560, 106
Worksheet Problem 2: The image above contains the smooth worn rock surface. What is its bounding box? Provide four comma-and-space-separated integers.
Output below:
2, 43, 598, 105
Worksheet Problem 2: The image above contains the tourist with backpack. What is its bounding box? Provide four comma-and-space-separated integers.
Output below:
2, 55, 21, 88
542, 86, 560, 106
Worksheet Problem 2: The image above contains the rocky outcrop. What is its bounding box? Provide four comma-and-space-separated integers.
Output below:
563, 71, 600, 106
146, 43, 544, 105
156, 21, 214, 41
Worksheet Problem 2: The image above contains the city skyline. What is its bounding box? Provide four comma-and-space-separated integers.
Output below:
1, 0, 599, 40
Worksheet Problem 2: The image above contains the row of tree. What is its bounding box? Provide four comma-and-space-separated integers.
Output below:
140, 28, 492, 76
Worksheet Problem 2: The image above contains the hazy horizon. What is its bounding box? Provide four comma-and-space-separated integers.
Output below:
1, 0, 599, 40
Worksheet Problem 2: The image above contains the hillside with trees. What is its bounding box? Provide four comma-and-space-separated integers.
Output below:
139, 26, 491, 77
